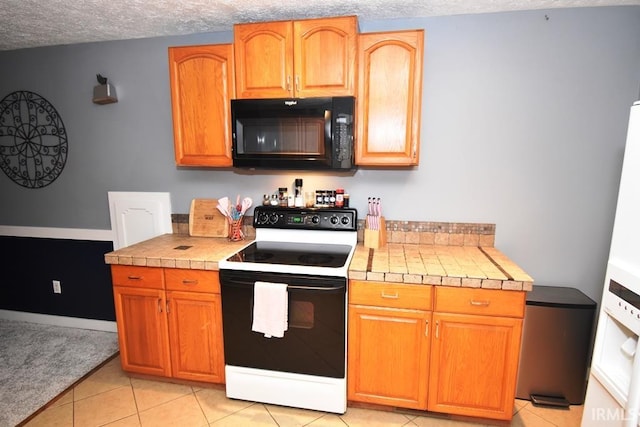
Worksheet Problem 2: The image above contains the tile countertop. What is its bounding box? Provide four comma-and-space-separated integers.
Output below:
104, 234, 533, 291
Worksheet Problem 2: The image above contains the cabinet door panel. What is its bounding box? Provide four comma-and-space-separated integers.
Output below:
234, 21, 293, 98
167, 291, 225, 383
348, 305, 430, 409
169, 44, 234, 166
294, 17, 356, 97
428, 312, 522, 420
356, 30, 423, 166
113, 286, 171, 377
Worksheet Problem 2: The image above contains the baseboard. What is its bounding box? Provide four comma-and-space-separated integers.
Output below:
0, 310, 117, 332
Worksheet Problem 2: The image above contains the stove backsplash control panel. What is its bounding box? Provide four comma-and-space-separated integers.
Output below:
253, 206, 357, 231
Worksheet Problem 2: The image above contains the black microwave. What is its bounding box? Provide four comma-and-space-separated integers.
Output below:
231, 96, 355, 170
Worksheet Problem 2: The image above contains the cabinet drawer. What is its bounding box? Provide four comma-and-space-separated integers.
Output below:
349, 280, 432, 310
165, 269, 220, 293
434, 287, 525, 318
111, 265, 164, 289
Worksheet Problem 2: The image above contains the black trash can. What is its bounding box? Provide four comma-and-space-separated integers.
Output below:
515, 285, 597, 406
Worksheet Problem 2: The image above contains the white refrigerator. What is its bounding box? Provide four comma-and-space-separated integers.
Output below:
582, 100, 640, 427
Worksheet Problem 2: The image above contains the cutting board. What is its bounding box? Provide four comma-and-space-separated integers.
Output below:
189, 199, 228, 237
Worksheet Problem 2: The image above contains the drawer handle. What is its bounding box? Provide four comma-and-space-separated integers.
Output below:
127, 275, 142, 280
381, 291, 399, 299
470, 299, 490, 307
182, 279, 198, 285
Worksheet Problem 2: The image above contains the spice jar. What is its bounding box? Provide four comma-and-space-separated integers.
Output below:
335, 188, 344, 208
278, 187, 288, 207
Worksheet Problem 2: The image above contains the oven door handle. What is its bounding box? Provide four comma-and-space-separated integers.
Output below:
220, 281, 345, 292
286, 284, 344, 291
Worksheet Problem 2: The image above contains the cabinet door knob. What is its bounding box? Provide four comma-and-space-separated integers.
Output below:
425, 319, 429, 337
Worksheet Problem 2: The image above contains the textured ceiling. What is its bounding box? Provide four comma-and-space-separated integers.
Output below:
0, 0, 638, 51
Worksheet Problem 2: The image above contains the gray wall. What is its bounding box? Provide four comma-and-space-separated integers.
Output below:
1, 6, 639, 303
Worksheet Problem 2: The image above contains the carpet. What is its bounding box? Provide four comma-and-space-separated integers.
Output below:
0, 319, 119, 427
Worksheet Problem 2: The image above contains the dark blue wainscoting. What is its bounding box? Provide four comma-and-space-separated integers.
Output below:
0, 236, 115, 321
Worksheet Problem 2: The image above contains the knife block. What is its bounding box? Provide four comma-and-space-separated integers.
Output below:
364, 216, 386, 249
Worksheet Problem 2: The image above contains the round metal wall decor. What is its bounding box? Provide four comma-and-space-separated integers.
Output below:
0, 90, 68, 188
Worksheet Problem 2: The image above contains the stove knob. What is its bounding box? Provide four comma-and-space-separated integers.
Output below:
257, 213, 269, 224
341, 216, 350, 225
330, 215, 339, 225
311, 215, 320, 224
269, 214, 279, 224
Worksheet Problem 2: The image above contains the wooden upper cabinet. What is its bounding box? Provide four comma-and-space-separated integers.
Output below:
356, 30, 424, 166
234, 16, 357, 98
168, 44, 235, 167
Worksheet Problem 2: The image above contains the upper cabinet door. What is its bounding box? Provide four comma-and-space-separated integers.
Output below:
234, 16, 357, 98
356, 30, 424, 166
168, 44, 235, 167
294, 17, 357, 98
234, 21, 293, 99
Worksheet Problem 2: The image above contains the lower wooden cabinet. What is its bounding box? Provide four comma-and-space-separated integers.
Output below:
428, 287, 525, 420
348, 280, 432, 409
347, 281, 525, 421
111, 265, 225, 384
113, 285, 171, 377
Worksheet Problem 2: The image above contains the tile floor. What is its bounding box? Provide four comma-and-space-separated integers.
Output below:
23, 355, 584, 427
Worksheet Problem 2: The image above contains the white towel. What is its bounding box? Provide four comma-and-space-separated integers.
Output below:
252, 281, 288, 338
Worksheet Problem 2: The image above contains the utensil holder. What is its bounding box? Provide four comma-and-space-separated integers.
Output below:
364, 216, 386, 249
228, 218, 244, 242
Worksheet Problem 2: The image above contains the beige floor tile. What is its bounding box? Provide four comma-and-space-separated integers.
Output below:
524, 402, 584, 427
23, 401, 73, 427
264, 403, 327, 426
412, 413, 488, 426
103, 414, 142, 427
509, 406, 556, 427
194, 387, 255, 423
49, 389, 74, 408
513, 399, 528, 411
130, 377, 194, 411
138, 393, 207, 427
340, 407, 415, 427
74, 385, 138, 427
209, 403, 279, 426
74, 357, 131, 401
307, 413, 352, 426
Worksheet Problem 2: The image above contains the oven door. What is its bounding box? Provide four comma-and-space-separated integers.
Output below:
219, 269, 346, 379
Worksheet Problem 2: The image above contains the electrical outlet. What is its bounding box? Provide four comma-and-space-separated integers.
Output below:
52, 280, 62, 294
